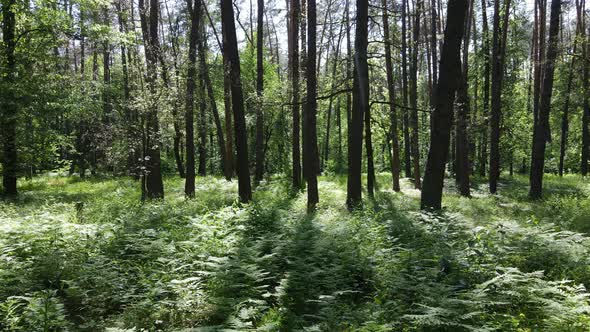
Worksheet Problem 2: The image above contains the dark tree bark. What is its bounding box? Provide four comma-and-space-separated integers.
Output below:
1, 0, 18, 196
197, 59, 207, 177
139, 0, 164, 199
421, 0, 469, 210
430, 0, 438, 105
382, 0, 400, 192
529, 0, 561, 199
290, 0, 302, 188
478, 0, 490, 177
305, 0, 319, 211
455, 0, 473, 197
221, 0, 252, 202
558, 11, 581, 176
489, 0, 511, 194
345, 0, 352, 128
410, 0, 422, 189
365, 102, 375, 198
346, 0, 368, 209
223, 54, 234, 179
196, 13, 207, 177
255, 0, 265, 183
184, 0, 200, 197
582, 9, 589, 175
402, 0, 412, 178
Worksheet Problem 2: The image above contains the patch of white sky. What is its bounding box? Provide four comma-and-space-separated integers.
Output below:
147, 0, 575, 70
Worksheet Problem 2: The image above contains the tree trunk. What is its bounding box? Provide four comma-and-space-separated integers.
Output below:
221, 0, 252, 202
410, 0, 423, 189
365, 102, 375, 198
402, 0, 412, 178
489, 0, 511, 194
558, 28, 579, 176
213, 1, 234, 180
421, 0, 469, 210
197, 65, 207, 176
382, 0, 400, 192
479, 0, 490, 177
184, 0, 200, 197
346, 0, 368, 209
290, 0, 302, 188
1, 0, 18, 196
305, 0, 319, 211
255, 0, 265, 183
582, 7, 589, 175
529, 0, 561, 199
139, 0, 164, 199
455, 0, 473, 197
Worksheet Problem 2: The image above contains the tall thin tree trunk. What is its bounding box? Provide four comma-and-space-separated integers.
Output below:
184, 0, 200, 197
410, 0, 423, 189
558, 19, 580, 176
290, 0, 302, 188
479, 0, 490, 177
255, 0, 265, 183
455, 0, 473, 197
305, 0, 319, 211
489, 0, 511, 194
1, 0, 18, 196
582, 6, 589, 175
139, 0, 164, 199
421, 0, 469, 209
365, 102, 375, 197
221, 0, 252, 202
402, 0, 412, 177
529, 0, 561, 199
382, 0, 400, 192
346, 0, 368, 209
217, 4, 234, 180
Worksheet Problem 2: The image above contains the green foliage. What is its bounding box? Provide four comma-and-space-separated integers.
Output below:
1, 175, 589, 331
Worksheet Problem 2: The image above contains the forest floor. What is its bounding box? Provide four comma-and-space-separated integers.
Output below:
1, 173, 590, 331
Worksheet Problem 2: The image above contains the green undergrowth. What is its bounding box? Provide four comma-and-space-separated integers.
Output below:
0, 174, 589, 331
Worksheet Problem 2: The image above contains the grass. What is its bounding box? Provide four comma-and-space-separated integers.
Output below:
0, 173, 589, 331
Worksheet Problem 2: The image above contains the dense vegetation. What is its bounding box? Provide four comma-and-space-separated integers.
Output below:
1, 175, 590, 330
2, 0, 590, 329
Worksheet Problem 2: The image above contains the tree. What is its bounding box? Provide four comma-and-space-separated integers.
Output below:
410, 0, 423, 189
529, 0, 561, 199
139, 0, 165, 199
305, 0, 319, 211
401, 0, 412, 178
221, 0, 252, 203
559, 0, 583, 177
382, 0, 400, 192
255, 0, 265, 183
489, 0, 511, 194
478, 0, 490, 177
290, 0, 302, 189
421, 0, 469, 209
184, 0, 200, 197
1, 0, 18, 196
455, 0, 473, 197
582, 6, 589, 176
346, 0, 368, 209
